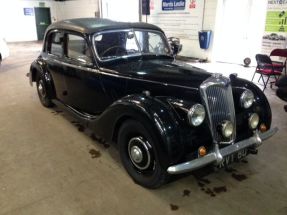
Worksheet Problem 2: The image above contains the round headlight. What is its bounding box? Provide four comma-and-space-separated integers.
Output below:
240, 90, 254, 109
249, 113, 259, 130
187, 104, 206, 126
221, 121, 234, 138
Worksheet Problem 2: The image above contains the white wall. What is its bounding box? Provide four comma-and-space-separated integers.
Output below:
0, 0, 57, 42
180, 0, 219, 61
101, 0, 139, 22
55, 0, 99, 21
146, 0, 219, 61
165, 0, 267, 63
212, 0, 268, 65
0, 0, 216, 51
0, 0, 266, 63
0, 0, 100, 42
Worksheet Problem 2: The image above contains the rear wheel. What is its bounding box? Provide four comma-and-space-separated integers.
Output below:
36, 73, 54, 107
118, 119, 169, 189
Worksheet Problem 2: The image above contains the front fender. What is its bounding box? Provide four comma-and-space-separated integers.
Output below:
92, 94, 184, 167
231, 76, 272, 129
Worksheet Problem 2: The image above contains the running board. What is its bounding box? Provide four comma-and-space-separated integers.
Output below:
52, 99, 97, 125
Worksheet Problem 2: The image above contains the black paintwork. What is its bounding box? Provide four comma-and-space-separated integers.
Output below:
46, 18, 163, 35
29, 18, 272, 167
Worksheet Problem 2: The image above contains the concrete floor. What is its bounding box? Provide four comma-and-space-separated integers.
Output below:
0, 42, 286, 215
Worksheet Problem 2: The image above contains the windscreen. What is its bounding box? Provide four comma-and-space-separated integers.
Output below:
94, 30, 171, 61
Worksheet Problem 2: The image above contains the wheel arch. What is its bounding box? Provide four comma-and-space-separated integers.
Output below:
30, 60, 56, 99
92, 94, 185, 167
112, 115, 133, 144
30, 66, 38, 83
30, 60, 43, 82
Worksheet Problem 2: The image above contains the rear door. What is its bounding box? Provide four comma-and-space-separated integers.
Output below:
44, 30, 69, 103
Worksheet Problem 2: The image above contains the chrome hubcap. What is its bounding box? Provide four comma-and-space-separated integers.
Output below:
128, 137, 152, 170
130, 145, 143, 163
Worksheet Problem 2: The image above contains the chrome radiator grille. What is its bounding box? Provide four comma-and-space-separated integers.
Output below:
200, 74, 236, 144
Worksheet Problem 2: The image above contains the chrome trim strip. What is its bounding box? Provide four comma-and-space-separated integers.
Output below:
48, 58, 198, 90
167, 127, 278, 174
50, 58, 97, 73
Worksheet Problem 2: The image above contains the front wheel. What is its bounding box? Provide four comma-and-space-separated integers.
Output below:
36, 74, 54, 108
118, 120, 169, 189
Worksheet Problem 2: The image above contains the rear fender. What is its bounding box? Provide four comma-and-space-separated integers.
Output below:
30, 59, 56, 99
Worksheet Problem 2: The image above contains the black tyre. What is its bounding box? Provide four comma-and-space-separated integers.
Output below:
36, 73, 54, 108
118, 119, 169, 189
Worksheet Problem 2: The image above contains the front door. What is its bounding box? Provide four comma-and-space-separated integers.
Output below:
34, 7, 51, 40
63, 33, 108, 114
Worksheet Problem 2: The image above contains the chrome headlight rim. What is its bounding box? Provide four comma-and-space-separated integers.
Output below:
187, 104, 206, 127
221, 120, 234, 138
240, 89, 254, 109
248, 113, 259, 130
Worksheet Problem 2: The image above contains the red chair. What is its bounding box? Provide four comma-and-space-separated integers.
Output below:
252, 54, 282, 91
270, 49, 286, 75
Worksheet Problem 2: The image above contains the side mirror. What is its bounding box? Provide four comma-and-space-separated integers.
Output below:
168, 37, 182, 56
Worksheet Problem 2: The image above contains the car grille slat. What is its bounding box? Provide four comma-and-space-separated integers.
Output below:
200, 74, 236, 144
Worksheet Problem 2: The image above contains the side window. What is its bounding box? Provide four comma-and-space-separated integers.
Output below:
49, 32, 64, 57
67, 34, 92, 64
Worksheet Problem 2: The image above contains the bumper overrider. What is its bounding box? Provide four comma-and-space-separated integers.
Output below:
167, 127, 278, 174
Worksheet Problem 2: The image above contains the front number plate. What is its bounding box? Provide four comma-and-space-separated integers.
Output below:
217, 148, 248, 168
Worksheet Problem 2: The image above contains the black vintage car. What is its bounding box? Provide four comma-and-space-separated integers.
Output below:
29, 18, 277, 188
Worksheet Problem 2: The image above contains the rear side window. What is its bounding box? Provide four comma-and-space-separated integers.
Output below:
49, 32, 64, 57
67, 34, 92, 64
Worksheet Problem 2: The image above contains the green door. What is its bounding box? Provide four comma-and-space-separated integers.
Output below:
34, 7, 51, 40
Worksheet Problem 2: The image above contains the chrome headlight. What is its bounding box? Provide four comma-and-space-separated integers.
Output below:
249, 113, 259, 130
221, 121, 234, 138
240, 90, 254, 109
187, 104, 206, 126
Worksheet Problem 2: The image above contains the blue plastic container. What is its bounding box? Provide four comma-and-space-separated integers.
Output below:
198, 30, 212, 49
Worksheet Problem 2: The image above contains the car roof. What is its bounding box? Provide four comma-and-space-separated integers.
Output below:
46, 18, 164, 34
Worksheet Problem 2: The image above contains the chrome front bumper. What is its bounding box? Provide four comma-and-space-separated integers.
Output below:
167, 127, 278, 174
